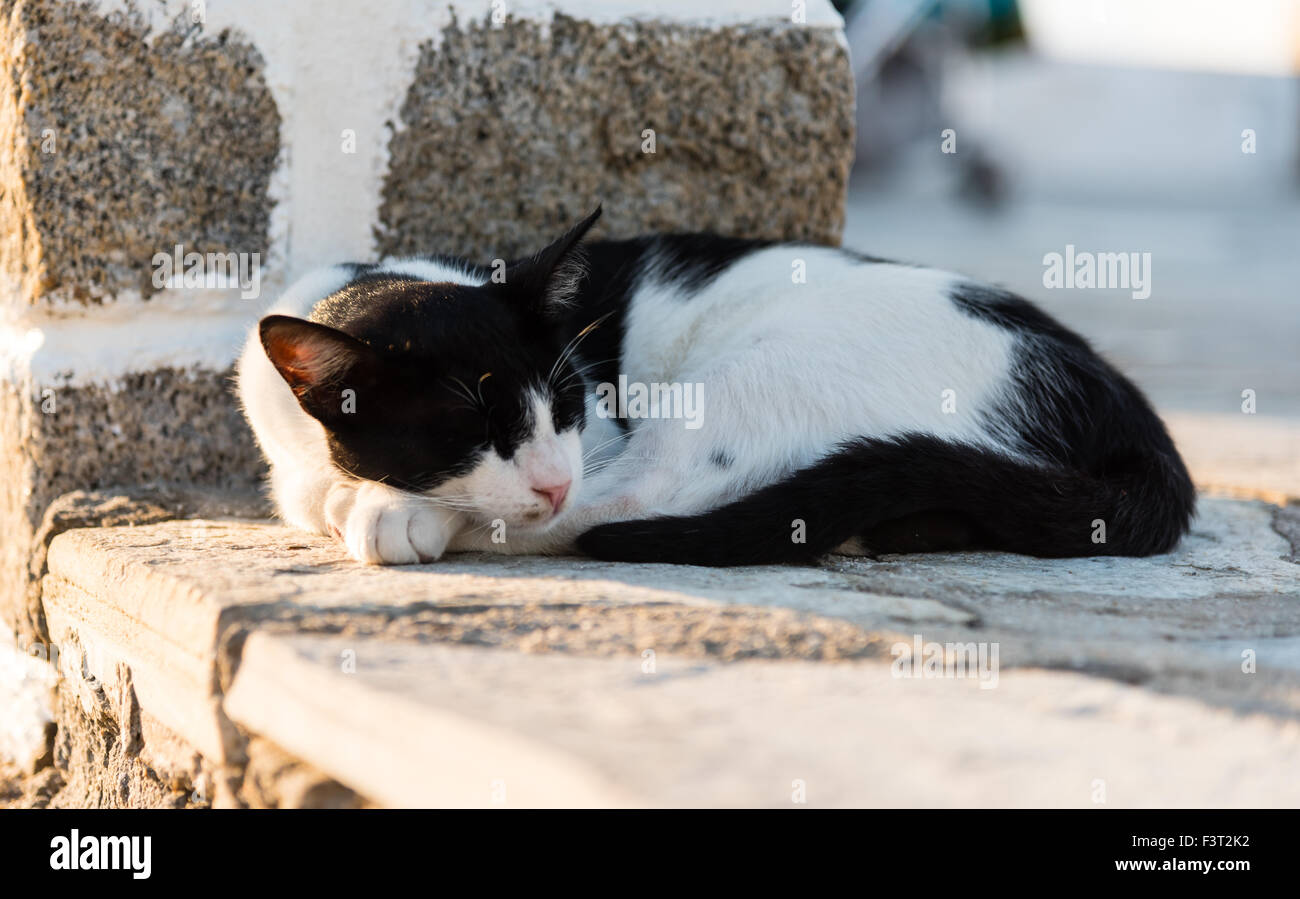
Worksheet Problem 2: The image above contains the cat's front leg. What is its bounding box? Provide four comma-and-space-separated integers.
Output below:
325, 480, 462, 565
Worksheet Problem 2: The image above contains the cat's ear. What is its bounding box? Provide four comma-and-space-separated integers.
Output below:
501, 204, 602, 318
259, 315, 379, 426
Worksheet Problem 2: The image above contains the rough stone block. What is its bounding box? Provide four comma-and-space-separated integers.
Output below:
0, 377, 264, 642
0, 0, 280, 307
377, 12, 855, 261
1, 1, 853, 307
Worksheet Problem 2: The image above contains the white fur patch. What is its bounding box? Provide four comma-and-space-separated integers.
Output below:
571, 248, 1018, 520
430, 391, 583, 529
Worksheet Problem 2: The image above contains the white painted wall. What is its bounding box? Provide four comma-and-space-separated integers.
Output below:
109, 0, 844, 282
2, 0, 845, 387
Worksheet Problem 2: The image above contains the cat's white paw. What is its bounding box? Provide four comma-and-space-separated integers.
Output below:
327, 481, 458, 565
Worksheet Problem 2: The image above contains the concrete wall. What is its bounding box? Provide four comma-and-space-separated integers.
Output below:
0, 0, 855, 769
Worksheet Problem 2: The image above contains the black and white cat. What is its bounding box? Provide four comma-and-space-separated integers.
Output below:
237, 207, 1194, 567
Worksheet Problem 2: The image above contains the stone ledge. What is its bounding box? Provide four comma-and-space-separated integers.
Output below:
23, 485, 269, 641
0, 485, 267, 776
28, 495, 1300, 806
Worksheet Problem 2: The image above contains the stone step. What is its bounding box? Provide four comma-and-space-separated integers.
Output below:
227, 632, 1300, 808
28, 495, 1300, 807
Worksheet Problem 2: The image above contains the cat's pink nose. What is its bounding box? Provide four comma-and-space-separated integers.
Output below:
532, 480, 570, 514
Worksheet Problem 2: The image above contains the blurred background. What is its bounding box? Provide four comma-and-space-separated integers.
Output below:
837, 0, 1300, 499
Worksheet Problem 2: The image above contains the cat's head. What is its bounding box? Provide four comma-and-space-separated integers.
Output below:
258, 207, 603, 529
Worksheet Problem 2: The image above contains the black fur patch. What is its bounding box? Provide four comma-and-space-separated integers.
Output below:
647, 234, 774, 294
558, 238, 648, 431
948, 283, 1090, 351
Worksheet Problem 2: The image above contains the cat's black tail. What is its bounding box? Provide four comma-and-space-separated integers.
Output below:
575, 434, 1196, 567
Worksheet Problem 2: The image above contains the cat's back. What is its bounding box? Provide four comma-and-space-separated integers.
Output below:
595, 235, 1017, 388
592, 234, 995, 337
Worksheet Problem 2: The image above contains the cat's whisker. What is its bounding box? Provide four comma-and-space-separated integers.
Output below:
418, 492, 481, 511
581, 429, 634, 461
548, 324, 597, 386
549, 312, 614, 386
556, 356, 619, 391
582, 453, 650, 477
569, 356, 619, 375
445, 376, 483, 410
